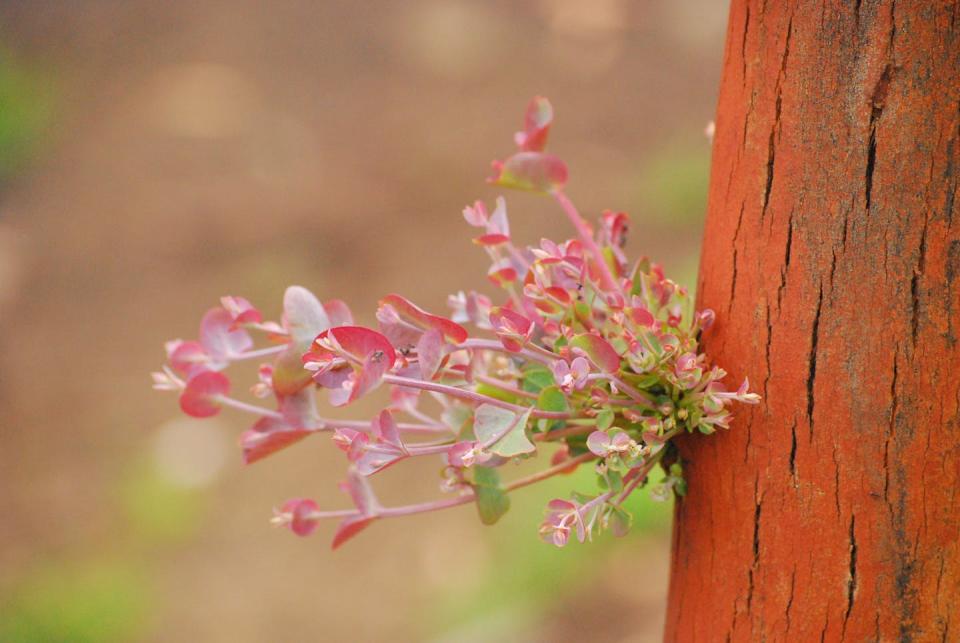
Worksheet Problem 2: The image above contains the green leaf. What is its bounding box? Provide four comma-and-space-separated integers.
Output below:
596, 408, 615, 431
570, 333, 621, 373
442, 405, 474, 438
536, 385, 568, 413
522, 366, 555, 393
608, 506, 632, 537
474, 405, 535, 457
476, 381, 520, 403
473, 466, 510, 525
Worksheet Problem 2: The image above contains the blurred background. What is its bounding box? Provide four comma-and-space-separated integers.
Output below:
0, 1, 727, 641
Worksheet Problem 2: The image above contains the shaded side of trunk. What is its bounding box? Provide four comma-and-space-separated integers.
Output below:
665, 2, 960, 641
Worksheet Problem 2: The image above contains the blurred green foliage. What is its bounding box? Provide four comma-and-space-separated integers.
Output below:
0, 461, 204, 642
431, 459, 672, 636
0, 48, 55, 181
0, 561, 149, 643
634, 141, 711, 227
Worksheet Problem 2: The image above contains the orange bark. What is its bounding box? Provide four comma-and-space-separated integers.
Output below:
665, 2, 960, 641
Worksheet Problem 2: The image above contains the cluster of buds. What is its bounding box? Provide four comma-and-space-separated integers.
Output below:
153, 98, 759, 549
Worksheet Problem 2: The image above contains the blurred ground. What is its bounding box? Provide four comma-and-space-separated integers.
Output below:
0, 1, 726, 641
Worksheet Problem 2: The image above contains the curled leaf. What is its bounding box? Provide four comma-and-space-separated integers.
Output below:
488, 152, 567, 194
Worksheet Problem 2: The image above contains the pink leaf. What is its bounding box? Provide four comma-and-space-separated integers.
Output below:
373, 410, 404, 451
220, 296, 262, 328
323, 299, 354, 327
570, 333, 621, 373
342, 469, 379, 516
200, 307, 253, 361
280, 498, 320, 537
378, 294, 469, 344
283, 286, 330, 345
514, 96, 553, 152
317, 326, 397, 367
416, 327, 445, 380
490, 307, 534, 353
167, 340, 210, 376
488, 152, 567, 193
179, 371, 230, 418
586, 431, 612, 456
272, 287, 332, 396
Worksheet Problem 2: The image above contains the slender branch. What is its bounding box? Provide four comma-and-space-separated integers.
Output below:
216, 395, 284, 419
382, 374, 573, 419
553, 191, 621, 294
306, 450, 598, 522
474, 374, 539, 400
229, 345, 287, 361
455, 338, 559, 366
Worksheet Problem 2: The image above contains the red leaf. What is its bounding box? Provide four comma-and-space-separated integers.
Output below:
570, 333, 621, 373
331, 515, 376, 549
514, 96, 553, 152
488, 152, 567, 193
378, 294, 469, 344
179, 371, 230, 418
242, 417, 311, 464
319, 326, 397, 367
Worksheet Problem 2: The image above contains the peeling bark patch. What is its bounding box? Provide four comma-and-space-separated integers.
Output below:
807, 285, 823, 439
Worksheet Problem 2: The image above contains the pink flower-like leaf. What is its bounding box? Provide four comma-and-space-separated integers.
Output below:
280, 498, 320, 537
372, 409, 404, 451
488, 152, 567, 194
220, 296, 262, 328
378, 294, 469, 344
514, 96, 553, 152
179, 371, 230, 418
323, 299, 354, 327
416, 327, 445, 380
272, 286, 331, 396
490, 307, 534, 353
200, 307, 253, 363
570, 333, 621, 373
305, 326, 396, 406
167, 339, 210, 376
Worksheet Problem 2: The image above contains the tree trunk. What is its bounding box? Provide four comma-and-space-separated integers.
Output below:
664, 2, 960, 641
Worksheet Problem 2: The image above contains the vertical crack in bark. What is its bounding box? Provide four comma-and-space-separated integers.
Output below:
842, 514, 859, 639
730, 202, 745, 313
763, 301, 773, 400
746, 477, 763, 612
866, 64, 893, 214
741, 5, 750, 87
884, 349, 899, 514
761, 16, 791, 220
807, 284, 823, 440
778, 209, 794, 310
912, 215, 929, 347
789, 417, 798, 478
785, 567, 796, 635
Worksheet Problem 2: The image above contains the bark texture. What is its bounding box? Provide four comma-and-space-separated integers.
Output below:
665, 2, 960, 641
